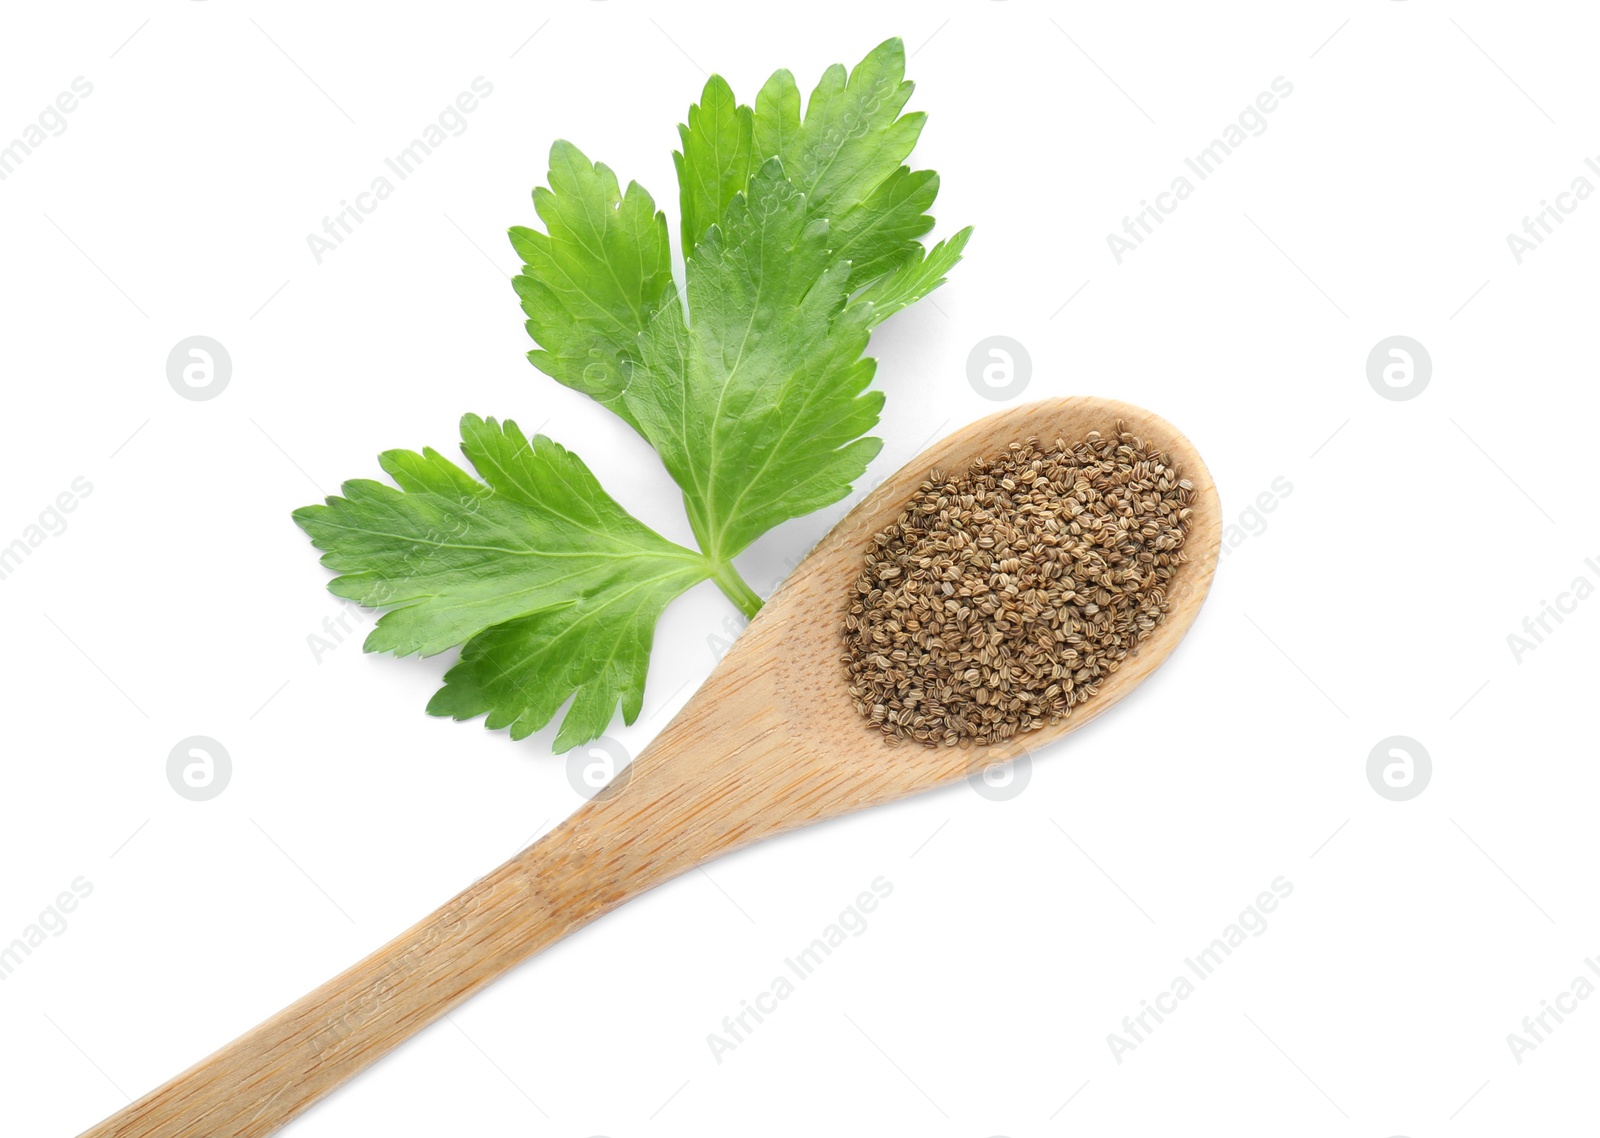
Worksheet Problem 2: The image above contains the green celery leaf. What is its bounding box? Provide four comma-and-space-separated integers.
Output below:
751, 67, 801, 173
674, 75, 754, 258
427, 590, 667, 751
751, 38, 931, 290
624, 159, 883, 562
829, 166, 940, 286
509, 142, 674, 428
853, 225, 974, 328
293, 414, 709, 749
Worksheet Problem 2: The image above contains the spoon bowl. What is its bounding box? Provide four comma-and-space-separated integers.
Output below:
79, 395, 1220, 1138
653, 393, 1224, 834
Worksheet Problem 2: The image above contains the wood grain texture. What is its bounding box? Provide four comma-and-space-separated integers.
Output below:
78, 396, 1222, 1137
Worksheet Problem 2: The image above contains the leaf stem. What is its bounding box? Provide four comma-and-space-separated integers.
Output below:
711, 560, 763, 620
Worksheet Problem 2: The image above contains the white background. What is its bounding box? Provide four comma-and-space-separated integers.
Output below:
2, 1, 1597, 1135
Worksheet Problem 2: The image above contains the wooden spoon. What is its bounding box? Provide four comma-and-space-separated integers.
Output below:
79, 395, 1222, 1137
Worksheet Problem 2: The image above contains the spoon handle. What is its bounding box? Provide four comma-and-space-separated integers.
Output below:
74, 814, 646, 1138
